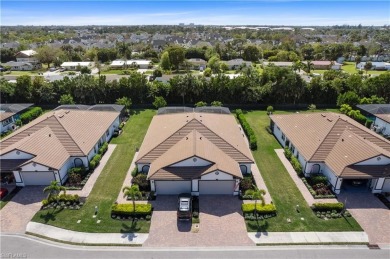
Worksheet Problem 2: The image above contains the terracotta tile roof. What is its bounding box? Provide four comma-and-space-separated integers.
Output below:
376, 114, 390, 124
0, 112, 14, 121
137, 112, 254, 164
150, 165, 215, 180
340, 165, 390, 179
147, 130, 242, 180
270, 112, 390, 178
325, 130, 384, 176
1, 109, 119, 170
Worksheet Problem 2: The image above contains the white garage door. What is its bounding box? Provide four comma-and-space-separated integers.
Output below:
383, 178, 390, 192
21, 171, 55, 186
155, 181, 191, 195
199, 180, 235, 195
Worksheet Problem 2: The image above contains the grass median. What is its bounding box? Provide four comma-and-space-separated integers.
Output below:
31, 109, 155, 233
243, 110, 362, 232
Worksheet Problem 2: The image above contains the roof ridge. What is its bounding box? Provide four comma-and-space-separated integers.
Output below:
193, 118, 254, 162
52, 114, 85, 155
309, 116, 342, 161
136, 117, 196, 163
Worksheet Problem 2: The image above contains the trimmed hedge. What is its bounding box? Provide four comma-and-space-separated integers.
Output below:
111, 203, 152, 217
68, 167, 86, 177
236, 109, 257, 150
312, 202, 344, 212
89, 154, 102, 169
242, 203, 277, 214
284, 147, 303, 176
98, 142, 108, 155
20, 107, 43, 124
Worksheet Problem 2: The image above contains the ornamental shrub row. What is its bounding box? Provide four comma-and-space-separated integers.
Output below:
284, 147, 303, 176
111, 203, 153, 217
236, 109, 257, 150
241, 203, 277, 214
20, 107, 43, 124
312, 202, 344, 212
98, 142, 108, 155
89, 154, 102, 169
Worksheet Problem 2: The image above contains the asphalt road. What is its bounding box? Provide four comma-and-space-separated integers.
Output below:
1, 234, 389, 259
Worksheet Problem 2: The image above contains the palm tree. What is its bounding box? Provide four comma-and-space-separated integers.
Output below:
252, 185, 266, 221
292, 60, 303, 73
364, 61, 373, 75
305, 60, 314, 74
122, 184, 142, 211
43, 181, 66, 200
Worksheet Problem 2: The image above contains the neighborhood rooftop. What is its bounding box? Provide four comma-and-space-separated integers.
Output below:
0, 109, 120, 171
357, 104, 390, 115
270, 112, 390, 178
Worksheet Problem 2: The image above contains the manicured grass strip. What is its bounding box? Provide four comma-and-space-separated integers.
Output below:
243, 110, 362, 232
31, 110, 155, 233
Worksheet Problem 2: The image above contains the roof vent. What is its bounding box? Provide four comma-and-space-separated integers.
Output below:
342, 138, 344, 142
200, 137, 202, 140
327, 118, 333, 122
186, 137, 188, 140
65, 110, 70, 114
59, 114, 64, 118
321, 114, 326, 117
49, 134, 51, 137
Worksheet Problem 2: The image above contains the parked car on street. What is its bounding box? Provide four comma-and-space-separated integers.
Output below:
177, 193, 192, 220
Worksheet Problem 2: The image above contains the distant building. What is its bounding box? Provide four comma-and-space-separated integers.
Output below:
0, 104, 33, 133
356, 62, 390, 71
60, 62, 94, 71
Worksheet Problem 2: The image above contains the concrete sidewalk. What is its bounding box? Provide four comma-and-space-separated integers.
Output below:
248, 231, 369, 245
67, 144, 117, 198
275, 149, 338, 206
26, 222, 369, 246
26, 222, 148, 245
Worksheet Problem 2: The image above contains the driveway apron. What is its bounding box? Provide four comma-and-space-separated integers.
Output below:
338, 191, 390, 245
143, 195, 254, 247
1, 186, 46, 233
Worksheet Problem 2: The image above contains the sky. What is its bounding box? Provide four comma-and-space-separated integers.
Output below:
1, 1, 389, 26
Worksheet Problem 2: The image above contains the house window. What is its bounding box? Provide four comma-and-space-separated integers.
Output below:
142, 165, 150, 173
240, 165, 248, 174
277, 126, 280, 130
2, 117, 13, 126
106, 130, 109, 137
281, 133, 285, 141
291, 145, 295, 154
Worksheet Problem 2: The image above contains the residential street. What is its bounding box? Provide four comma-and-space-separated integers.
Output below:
1, 234, 389, 259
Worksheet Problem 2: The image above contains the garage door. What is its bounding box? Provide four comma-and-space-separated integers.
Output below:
155, 181, 191, 195
383, 178, 390, 192
199, 180, 235, 195
21, 171, 55, 186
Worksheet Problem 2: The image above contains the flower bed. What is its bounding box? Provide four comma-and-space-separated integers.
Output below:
239, 174, 258, 200
301, 177, 336, 199
242, 203, 277, 220
311, 202, 349, 220
41, 194, 84, 210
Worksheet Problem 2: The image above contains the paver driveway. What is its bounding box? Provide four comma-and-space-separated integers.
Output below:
338, 191, 390, 245
143, 195, 254, 247
1, 186, 46, 233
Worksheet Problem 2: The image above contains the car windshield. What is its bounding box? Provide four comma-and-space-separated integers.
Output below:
179, 200, 189, 211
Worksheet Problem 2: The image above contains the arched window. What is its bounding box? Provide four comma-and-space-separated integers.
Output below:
74, 158, 84, 168
142, 165, 150, 173
240, 165, 248, 174
311, 164, 320, 174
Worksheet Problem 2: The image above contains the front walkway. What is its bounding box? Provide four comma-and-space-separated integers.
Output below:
26, 222, 148, 245
275, 149, 338, 206
67, 144, 117, 198
250, 164, 272, 204
248, 231, 368, 245
116, 152, 148, 204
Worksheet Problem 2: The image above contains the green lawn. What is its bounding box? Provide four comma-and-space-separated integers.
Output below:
311, 70, 327, 75
31, 110, 155, 233
243, 109, 362, 232
342, 62, 389, 75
